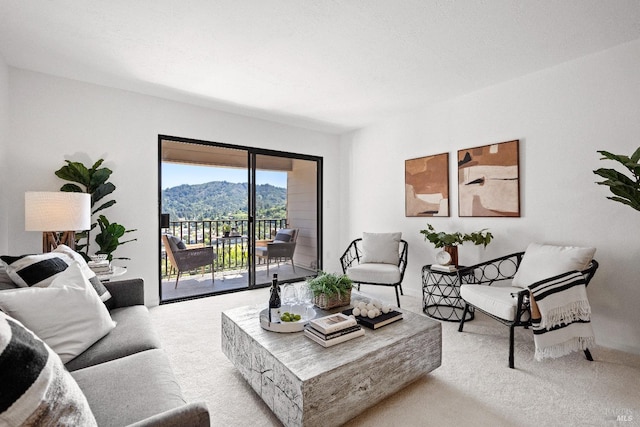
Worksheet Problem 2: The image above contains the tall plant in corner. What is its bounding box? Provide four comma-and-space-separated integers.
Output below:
593, 147, 640, 212
55, 159, 136, 261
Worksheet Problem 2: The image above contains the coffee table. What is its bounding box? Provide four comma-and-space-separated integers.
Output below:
221, 296, 442, 426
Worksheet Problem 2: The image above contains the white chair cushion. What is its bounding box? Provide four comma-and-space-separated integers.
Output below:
347, 263, 401, 284
361, 232, 401, 265
460, 284, 523, 321
512, 243, 596, 288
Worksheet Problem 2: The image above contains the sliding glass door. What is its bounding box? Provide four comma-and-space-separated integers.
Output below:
159, 136, 321, 303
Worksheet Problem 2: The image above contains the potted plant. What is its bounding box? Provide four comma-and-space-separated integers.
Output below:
593, 147, 640, 212
222, 224, 231, 237
307, 271, 353, 310
419, 223, 493, 267
55, 158, 136, 261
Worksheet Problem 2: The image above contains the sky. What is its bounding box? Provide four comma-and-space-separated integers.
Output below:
161, 163, 287, 189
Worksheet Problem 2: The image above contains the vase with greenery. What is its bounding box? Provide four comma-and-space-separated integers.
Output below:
593, 147, 640, 212
307, 271, 353, 309
419, 223, 493, 266
55, 159, 136, 261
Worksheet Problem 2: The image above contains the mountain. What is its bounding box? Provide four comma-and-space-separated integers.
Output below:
161, 181, 286, 221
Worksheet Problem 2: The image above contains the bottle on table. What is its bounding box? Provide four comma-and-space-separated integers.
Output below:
268, 273, 281, 323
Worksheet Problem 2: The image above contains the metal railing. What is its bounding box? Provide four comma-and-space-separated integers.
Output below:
161, 218, 287, 277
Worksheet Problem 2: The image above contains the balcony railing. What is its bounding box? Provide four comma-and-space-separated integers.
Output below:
161, 218, 287, 277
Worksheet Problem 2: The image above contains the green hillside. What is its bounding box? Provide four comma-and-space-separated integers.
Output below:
161, 181, 286, 220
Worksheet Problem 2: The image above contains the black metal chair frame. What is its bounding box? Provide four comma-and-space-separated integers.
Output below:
457, 251, 599, 368
340, 238, 408, 307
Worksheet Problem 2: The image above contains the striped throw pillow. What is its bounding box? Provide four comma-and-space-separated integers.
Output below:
0, 311, 97, 426
0, 246, 112, 307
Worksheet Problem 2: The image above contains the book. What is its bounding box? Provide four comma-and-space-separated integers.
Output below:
304, 327, 365, 347
305, 324, 362, 341
308, 313, 357, 334
342, 308, 403, 330
430, 264, 457, 273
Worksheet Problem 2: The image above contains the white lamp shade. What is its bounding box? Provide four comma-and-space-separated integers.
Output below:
25, 192, 91, 231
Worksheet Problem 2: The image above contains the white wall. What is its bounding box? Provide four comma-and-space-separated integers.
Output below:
0, 54, 8, 254
342, 40, 640, 354
6, 69, 342, 305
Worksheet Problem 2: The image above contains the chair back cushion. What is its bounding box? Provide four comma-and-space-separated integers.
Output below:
274, 229, 297, 243
166, 235, 186, 251
361, 232, 402, 265
512, 243, 596, 288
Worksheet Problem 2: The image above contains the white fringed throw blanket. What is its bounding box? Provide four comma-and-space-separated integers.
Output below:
528, 270, 594, 361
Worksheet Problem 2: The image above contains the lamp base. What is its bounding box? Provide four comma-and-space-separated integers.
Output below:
42, 231, 76, 253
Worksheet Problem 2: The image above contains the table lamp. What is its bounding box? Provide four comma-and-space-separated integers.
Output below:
25, 191, 91, 253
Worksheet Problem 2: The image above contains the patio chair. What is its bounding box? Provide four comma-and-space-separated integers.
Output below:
458, 243, 599, 368
340, 232, 408, 308
255, 228, 298, 275
162, 234, 216, 288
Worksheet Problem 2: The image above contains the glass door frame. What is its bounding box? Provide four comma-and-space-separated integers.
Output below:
158, 134, 323, 304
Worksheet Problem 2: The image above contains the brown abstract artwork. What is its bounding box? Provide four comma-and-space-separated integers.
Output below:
405, 153, 449, 217
458, 140, 520, 217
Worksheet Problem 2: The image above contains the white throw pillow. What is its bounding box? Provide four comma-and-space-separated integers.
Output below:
512, 243, 596, 288
361, 232, 402, 265
53, 245, 113, 306
0, 263, 116, 363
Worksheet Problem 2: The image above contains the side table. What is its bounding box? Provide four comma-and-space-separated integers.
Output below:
422, 265, 474, 322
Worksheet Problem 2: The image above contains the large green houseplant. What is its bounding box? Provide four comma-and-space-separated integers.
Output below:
307, 271, 353, 309
55, 159, 136, 261
593, 147, 640, 212
419, 223, 493, 266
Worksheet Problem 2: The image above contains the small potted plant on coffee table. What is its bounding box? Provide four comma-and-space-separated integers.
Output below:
307, 271, 353, 310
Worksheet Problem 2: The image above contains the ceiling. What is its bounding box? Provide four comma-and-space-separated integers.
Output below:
1, 1, 639, 134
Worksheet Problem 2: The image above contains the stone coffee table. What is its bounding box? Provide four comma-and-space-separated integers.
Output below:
221, 297, 442, 426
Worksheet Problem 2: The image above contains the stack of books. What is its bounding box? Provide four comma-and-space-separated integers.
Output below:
304, 313, 364, 347
88, 260, 111, 276
343, 308, 404, 330
430, 263, 457, 273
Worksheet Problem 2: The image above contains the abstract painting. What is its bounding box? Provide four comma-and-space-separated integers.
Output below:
405, 153, 449, 217
458, 140, 520, 217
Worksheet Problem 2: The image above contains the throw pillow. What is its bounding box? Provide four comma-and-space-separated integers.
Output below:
0, 311, 97, 426
53, 245, 113, 306
274, 229, 295, 243
0, 252, 74, 288
0, 266, 17, 290
512, 243, 596, 288
0, 263, 116, 363
361, 232, 402, 265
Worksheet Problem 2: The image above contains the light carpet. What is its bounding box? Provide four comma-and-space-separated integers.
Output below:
150, 287, 640, 426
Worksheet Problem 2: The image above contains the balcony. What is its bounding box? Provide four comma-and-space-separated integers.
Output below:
161, 219, 317, 301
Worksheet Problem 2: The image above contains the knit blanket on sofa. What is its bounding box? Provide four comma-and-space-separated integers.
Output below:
528, 270, 595, 361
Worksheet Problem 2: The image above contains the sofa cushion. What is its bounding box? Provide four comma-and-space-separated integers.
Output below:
0, 263, 116, 363
512, 243, 596, 289
361, 232, 401, 265
0, 311, 97, 426
348, 263, 401, 284
71, 349, 187, 427
274, 228, 296, 243
65, 305, 162, 371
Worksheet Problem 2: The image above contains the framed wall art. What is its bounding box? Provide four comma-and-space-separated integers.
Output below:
405, 152, 449, 217
458, 139, 520, 217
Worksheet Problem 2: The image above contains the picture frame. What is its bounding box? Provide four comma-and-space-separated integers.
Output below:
458, 140, 520, 217
405, 152, 449, 217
